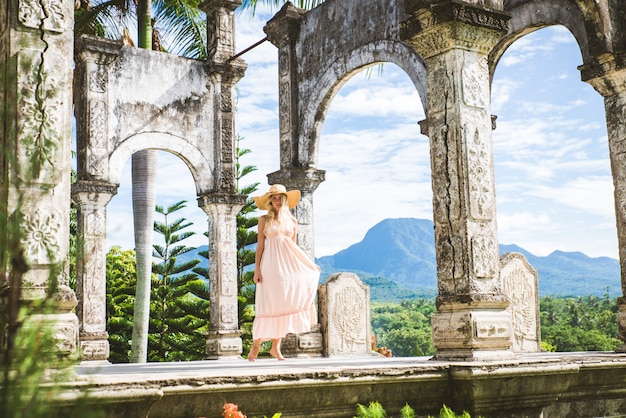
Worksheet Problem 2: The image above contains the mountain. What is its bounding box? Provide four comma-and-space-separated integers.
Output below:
176, 218, 621, 299
317, 218, 621, 298
316, 218, 437, 291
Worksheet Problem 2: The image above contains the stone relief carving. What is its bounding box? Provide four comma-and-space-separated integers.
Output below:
89, 99, 107, 148
85, 209, 105, 237
218, 13, 233, 51
474, 318, 509, 340
461, 56, 486, 108
87, 151, 107, 178
432, 314, 471, 345
467, 125, 493, 220
18, 0, 67, 33
279, 81, 291, 134
88, 67, 107, 93
501, 252, 540, 352
84, 242, 105, 327
219, 337, 241, 353
18, 51, 62, 181
221, 277, 235, 296
221, 302, 237, 324
471, 234, 497, 278
332, 286, 366, 353
20, 208, 61, 265
279, 49, 289, 76
81, 340, 109, 360
206, 11, 217, 59
319, 273, 371, 356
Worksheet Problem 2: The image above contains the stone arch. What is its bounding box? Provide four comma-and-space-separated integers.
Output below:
265, 0, 427, 171
302, 40, 427, 168
108, 132, 214, 197
71, 0, 247, 361
491, 0, 613, 78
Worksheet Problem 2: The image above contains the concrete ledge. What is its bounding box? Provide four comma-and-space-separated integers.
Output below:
66, 352, 626, 417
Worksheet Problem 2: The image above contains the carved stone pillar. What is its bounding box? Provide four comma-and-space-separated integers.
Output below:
73, 36, 123, 184
264, 3, 307, 170
198, 193, 246, 359
402, 1, 513, 360
201, 0, 247, 194
580, 53, 626, 351
0, 0, 79, 355
268, 168, 325, 261
71, 181, 118, 362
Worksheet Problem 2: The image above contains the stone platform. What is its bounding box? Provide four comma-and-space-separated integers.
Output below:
64, 352, 626, 418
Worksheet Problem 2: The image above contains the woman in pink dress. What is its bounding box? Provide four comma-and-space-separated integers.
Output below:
247, 184, 320, 361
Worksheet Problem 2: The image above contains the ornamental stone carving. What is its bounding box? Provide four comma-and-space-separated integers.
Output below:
20, 208, 62, 266
500, 252, 541, 352
319, 272, 372, 357
18, 0, 67, 33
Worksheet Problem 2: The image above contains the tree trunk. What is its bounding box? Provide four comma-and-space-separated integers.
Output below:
130, 0, 155, 364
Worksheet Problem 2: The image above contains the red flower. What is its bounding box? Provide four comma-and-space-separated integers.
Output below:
223, 403, 247, 418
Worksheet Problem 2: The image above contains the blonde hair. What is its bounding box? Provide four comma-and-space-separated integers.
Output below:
265, 194, 296, 233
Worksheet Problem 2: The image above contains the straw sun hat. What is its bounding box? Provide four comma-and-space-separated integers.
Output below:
253, 184, 301, 210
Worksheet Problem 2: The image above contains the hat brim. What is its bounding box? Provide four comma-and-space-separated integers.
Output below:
253, 189, 301, 210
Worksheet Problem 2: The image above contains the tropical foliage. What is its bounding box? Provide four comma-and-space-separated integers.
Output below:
369, 293, 622, 357
149, 201, 210, 361
235, 136, 260, 356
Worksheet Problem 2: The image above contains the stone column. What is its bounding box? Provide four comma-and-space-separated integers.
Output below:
71, 181, 118, 362
201, 0, 247, 194
264, 3, 307, 170
199, 0, 247, 359
0, 0, 79, 355
401, 1, 513, 360
268, 168, 325, 261
580, 54, 626, 351
199, 194, 247, 359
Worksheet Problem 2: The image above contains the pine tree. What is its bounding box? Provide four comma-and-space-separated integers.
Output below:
106, 246, 137, 363
149, 201, 209, 361
235, 136, 260, 354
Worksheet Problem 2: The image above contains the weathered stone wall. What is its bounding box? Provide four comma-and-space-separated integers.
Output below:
74, 37, 216, 193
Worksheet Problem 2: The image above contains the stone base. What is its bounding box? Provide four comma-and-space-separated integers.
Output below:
432, 309, 514, 360
205, 331, 242, 359
432, 348, 516, 362
80, 332, 110, 362
282, 325, 324, 358
26, 312, 79, 356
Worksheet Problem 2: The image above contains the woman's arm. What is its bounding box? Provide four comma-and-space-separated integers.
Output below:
290, 217, 298, 242
254, 215, 266, 283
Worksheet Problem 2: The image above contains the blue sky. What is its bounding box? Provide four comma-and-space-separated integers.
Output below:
105, 6, 617, 260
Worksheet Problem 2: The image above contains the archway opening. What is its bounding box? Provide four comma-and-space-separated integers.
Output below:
106, 150, 208, 251
492, 25, 620, 352
314, 63, 435, 357
105, 150, 211, 363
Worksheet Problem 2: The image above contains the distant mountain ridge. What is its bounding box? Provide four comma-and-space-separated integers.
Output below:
316, 218, 621, 299
178, 218, 621, 300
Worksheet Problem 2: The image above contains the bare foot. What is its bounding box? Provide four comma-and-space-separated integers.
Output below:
269, 347, 285, 361
248, 343, 260, 362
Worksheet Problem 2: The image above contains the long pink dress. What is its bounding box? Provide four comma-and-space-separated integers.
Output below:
252, 218, 320, 340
